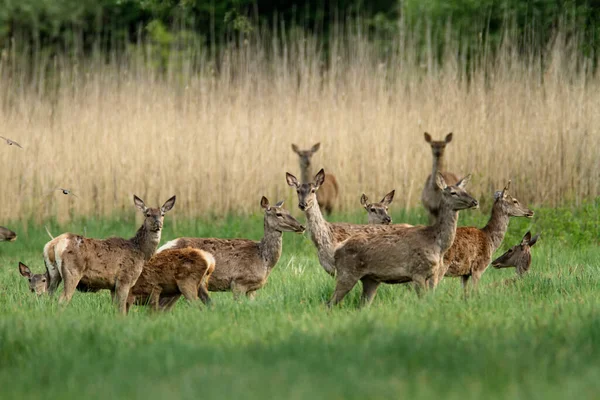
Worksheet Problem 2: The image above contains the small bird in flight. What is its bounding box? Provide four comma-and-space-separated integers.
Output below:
0, 136, 23, 148
53, 188, 79, 198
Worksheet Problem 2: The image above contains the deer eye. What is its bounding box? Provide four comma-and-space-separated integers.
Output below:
28, 278, 31, 282
311, 189, 315, 193
296, 190, 300, 193
276, 213, 283, 217
513, 200, 518, 204
370, 208, 376, 212
42, 278, 46, 282
450, 191, 457, 196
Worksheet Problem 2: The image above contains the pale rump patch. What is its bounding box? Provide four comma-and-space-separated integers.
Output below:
200, 250, 216, 269
157, 239, 178, 253
43, 239, 61, 280
54, 237, 71, 279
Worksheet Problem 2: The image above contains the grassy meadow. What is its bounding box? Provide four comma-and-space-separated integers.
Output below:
1, 205, 599, 399
0, 20, 599, 400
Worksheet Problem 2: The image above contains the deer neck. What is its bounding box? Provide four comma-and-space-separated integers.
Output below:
431, 154, 445, 177
305, 202, 336, 274
131, 225, 161, 261
300, 164, 312, 184
259, 220, 283, 270
482, 202, 510, 252
431, 201, 459, 254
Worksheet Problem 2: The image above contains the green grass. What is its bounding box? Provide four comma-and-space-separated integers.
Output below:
1, 204, 599, 399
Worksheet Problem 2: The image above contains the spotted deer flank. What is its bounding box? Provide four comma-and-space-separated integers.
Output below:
361, 190, 395, 224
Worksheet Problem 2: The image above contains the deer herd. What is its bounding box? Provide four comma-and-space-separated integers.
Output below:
6, 133, 540, 314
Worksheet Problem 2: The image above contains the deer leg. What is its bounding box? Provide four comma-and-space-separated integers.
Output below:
412, 275, 428, 297
177, 281, 199, 304
159, 295, 182, 311
58, 268, 82, 305
246, 290, 257, 300
360, 277, 380, 307
47, 269, 62, 295
231, 281, 247, 300
198, 284, 212, 306
327, 275, 359, 307
114, 280, 135, 315
461, 275, 471, 299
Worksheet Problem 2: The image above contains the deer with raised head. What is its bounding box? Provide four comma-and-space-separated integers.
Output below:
126, 248, 215, 311
492, 231, 540, 276
286, 169, 411, 277
330, 173, 478, 307
42, 195, 176, 314
0, 226, 16, 242
291, 143, 339, 215
421, 132, 459, 223
157, 196, 304, 299
361, 190, 395, 225
441, 181, 534, 293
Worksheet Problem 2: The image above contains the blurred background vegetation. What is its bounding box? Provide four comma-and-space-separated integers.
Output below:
2, 0, 600, 66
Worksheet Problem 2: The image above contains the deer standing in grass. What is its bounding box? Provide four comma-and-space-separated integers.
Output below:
361, 190, 395, 224
330, 173, 478, 307
421, 133, 459, 223
440, 181, 534, 293
286, 169, 411, 277
42, 195, 176, 314
492, 231, 540, 276
157, 197, 304, 299
291, 143, 339, 215
0, 226, 16, 242
20, 247, 215, 312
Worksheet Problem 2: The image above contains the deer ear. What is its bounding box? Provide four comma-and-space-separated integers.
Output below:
160, 196, 176, 213
360, 194, 369, 208
445, 132, 453, 143
456, 174, 471, 189
18, 262, 31, 278
529, 233, 540, 247
275, 200, 284, 207
291, 144, 300, 154
314, 169, 326, 187
521, 231, 532, 246
381, 190, 395, 206
133, 195, 147, 212
502, 180, 511, 196
424, 132, 432, 143
286, 172, 299, 188
435, 172, 447, 190
310, 143, 321, 153
260, 196, 270, 210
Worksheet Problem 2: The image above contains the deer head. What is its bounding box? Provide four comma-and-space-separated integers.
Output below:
493, 181, 534, 218
286, 169, 326, 211
435, 173, 479, 211
18, 262, 48, 295
261, 196, 305, 233
0, 226, 17, 242
134, 195, 176, 232
360, 190, 395, 224
492, 231, 540, 275
291, 143, 321, 171
424, 132, 453, 159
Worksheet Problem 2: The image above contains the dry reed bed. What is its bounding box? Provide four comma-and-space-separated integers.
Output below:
0, 34, 598, 223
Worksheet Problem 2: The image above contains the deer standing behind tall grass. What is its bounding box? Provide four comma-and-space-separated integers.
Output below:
157, 197, 304, 299
421, 133, 459, 223
291, 143, 339, 215
440, 181, 534, 293
39, 195, 176, 314
330, 173, 478, 307
286, 169, 411, 277
492, 231, 540, 276
361, 190, 395, 224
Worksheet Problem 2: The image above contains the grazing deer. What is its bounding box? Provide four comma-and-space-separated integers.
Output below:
127, 248, 215, 311
20, 247, 215, 312
157, 196, 304, 299
291, 143, 339, 215
46, 195, 176, 314
286, 169, 411, 277
0, 226, 16, 242
421, 132, 459, 223
492, 231, 540, 276
330, 173, 478, 307
361, 190, 395, 224
441, 181, 534, 293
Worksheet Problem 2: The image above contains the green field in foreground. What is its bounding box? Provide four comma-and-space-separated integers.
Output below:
0, 202, 599, 399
